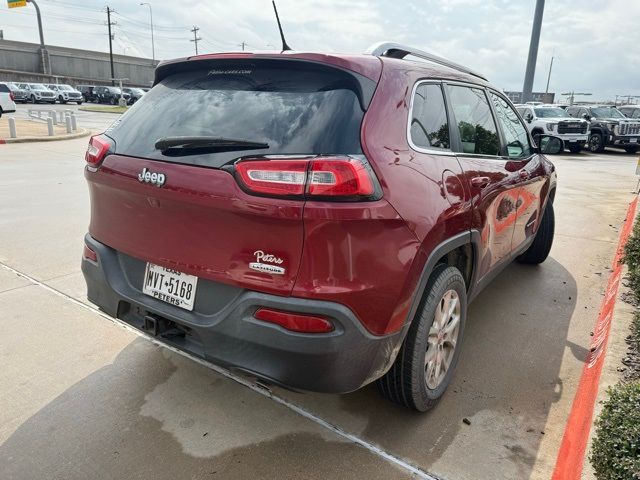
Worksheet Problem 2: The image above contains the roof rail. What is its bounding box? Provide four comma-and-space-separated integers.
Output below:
365, 42, 488, 81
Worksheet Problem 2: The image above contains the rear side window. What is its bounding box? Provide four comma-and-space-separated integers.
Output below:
447, 85, 500, 156
107, 60, 372, 167
409, 83, 449, 150
0, 84, 9, 93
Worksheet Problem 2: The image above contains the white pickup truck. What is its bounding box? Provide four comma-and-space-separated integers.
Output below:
515, 104, 589, 154
0, 83, 17, 118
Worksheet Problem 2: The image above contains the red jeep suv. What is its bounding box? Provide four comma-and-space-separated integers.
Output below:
82, 42, 560, 411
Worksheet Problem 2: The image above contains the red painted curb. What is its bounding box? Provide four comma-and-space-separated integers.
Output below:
551, 195, 638, 480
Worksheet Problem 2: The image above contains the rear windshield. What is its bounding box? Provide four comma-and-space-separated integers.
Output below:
106, 60, 371, 167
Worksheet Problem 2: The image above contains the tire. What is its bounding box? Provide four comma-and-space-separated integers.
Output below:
77, 101, 83, 105
568, 145, 583, 154
377, 265, 467, 412
58, 96, 66, 104
110, 97, 116, 105
517, 201, 555, 264
30, 95, 36, 104
588, 133, 605, 153
624, 146, 638, 154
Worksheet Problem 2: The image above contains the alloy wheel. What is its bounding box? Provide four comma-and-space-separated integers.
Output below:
425, 289, 461, 390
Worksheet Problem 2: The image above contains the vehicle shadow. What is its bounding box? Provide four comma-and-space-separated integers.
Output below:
278, 256, 578, 480
0, 339, 412, 480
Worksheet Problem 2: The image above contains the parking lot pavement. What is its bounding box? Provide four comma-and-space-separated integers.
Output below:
0, 133, 637, 480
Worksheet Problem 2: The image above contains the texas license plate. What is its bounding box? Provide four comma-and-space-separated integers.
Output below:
142, 263, 198, 311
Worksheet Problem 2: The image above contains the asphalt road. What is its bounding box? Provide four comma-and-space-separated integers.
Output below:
0, 125, 637, 479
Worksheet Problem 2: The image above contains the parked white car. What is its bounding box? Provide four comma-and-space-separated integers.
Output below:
0, 83, 17, 118
515, 104, 589, 154
46, 84, 84, 104
17, 83, 56, 104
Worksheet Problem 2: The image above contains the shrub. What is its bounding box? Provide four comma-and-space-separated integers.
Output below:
623, 217, 640, 300
590, 383, 640, 479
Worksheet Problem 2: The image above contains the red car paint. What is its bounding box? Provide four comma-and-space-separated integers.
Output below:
84, 51, 556, 338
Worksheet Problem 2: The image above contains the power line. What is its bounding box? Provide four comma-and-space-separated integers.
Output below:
113, 11, 189, 32
190, 25, 201, 55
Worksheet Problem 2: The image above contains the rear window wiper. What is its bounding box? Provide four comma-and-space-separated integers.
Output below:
155, 136, 269, 155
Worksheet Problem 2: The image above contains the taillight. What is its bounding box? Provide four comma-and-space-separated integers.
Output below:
85, 134, 113, 170
235, 160, 307, 196
235, 157, 379, 200
254, 308, 334, 333
9, 91, 15, 102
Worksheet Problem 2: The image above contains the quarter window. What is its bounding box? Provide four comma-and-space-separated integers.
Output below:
409, 83, 450, 150
447, 85, 500, 156
490, 93, 532, 158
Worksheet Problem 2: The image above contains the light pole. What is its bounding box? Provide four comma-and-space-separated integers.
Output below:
522, 0, 545, 103
26, 0, 51, 74
140, 2, 155, 62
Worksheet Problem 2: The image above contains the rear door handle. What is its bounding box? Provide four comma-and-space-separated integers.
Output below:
470, 176, 491, 189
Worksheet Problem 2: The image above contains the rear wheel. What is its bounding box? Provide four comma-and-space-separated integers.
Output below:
517, 201, 555, 264
588, 133, 605, 153
377, 265, 467, 412
624, 146, 638, 154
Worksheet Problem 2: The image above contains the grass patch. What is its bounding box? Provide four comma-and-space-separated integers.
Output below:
79, 105, 128, 114
590, 214, 640, 479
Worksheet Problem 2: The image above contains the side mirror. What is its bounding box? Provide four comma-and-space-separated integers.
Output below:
537, 135, 564, 155
525, 113, 533, 123
582, 113, 590, 120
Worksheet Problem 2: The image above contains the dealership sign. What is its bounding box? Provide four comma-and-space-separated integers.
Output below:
8, 0, 27, 8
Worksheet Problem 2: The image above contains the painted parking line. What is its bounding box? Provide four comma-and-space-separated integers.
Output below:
0, 260, 440, 480
552, 194, 638, 480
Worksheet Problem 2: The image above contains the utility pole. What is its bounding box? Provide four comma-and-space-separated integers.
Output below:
239, 41, 246, 51
545, 49, 554, 94
522, 0, 545, 103
190, 26, 201, 55
26, 0, 50, 74
106, 6, 116, 86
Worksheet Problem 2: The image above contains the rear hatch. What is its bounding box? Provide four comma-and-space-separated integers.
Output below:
86, 56, 378, 296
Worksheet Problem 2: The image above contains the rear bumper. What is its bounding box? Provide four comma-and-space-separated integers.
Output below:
81, 234, 406, 393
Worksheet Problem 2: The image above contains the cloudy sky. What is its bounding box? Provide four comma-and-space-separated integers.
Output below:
2, 0, 639, 101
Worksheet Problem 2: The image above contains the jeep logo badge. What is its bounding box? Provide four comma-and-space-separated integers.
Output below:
138, 167, 166, 187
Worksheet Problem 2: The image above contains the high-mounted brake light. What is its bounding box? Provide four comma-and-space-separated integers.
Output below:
254, 308, 334, 333
235, 157, 378, 200
85, 134, 113, 169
